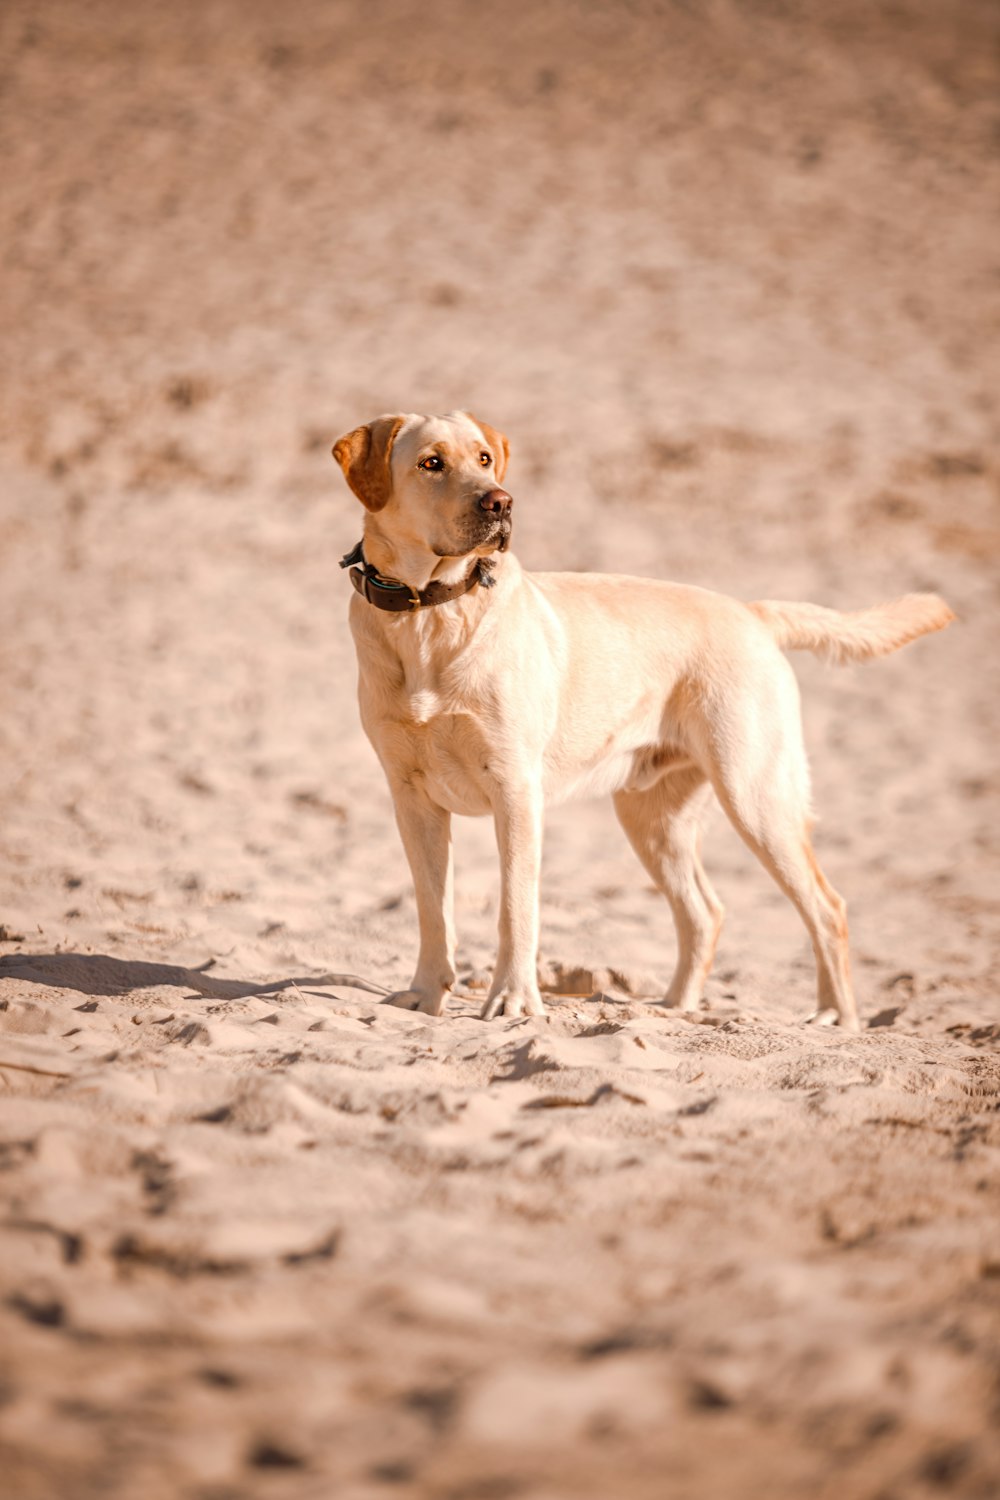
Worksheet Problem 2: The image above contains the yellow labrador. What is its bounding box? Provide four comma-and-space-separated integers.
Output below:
332, 411, 953, 1030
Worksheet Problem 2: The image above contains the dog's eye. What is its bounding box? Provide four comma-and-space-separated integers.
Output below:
419, 455, 444, 472
479, 451, 491, 467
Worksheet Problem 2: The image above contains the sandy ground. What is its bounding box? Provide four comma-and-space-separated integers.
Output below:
1, 2, 999, 1496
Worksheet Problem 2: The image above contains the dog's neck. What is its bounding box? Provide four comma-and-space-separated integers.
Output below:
361, 521, 496, 591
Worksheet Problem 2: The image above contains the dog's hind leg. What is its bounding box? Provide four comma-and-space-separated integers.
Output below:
699, 658, 858, 1031
714, 783, 856, 1030
614, 767, 723, 1011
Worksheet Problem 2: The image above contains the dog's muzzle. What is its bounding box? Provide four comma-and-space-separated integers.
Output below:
479, 488, 513, 552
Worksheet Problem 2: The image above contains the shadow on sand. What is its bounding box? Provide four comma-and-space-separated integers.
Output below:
0, 952, 389, 1002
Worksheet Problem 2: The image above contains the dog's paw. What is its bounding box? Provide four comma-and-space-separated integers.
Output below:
480, 989, 546, 1020
382, 989, 446, 1016
805, 1007, 860, 1032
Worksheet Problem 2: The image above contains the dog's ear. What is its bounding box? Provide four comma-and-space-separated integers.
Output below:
465, 413, 510, 484
332, 415, 405, 511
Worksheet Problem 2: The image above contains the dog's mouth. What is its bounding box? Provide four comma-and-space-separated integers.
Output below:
431, 501, 512, 561
494, 510, 513, 553
439, 509, 512, 558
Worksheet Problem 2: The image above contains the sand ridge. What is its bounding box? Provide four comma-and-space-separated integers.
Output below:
1, 968, 998, 1497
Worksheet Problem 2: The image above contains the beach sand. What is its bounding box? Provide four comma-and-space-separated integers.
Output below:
1, 2, 998, 1495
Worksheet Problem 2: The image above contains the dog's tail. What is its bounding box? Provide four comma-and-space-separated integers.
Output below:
748, 593, 955, 666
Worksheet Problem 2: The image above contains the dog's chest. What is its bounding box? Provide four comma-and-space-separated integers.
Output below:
387, 642, 496, 814
399, 641, 447, 724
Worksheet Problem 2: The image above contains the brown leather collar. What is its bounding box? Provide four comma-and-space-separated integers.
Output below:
339, 541, 496, 612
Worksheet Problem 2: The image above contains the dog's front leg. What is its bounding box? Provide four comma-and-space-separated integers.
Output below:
482, 781, 546, 1019
385, 778, 456, 1016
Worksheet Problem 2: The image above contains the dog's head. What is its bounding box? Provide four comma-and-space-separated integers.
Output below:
332, 411, 512, 560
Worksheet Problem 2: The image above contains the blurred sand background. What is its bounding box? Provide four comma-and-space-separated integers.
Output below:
1, 1, 999, 1496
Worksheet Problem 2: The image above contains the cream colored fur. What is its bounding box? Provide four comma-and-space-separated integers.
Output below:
332, 411, 954, 1030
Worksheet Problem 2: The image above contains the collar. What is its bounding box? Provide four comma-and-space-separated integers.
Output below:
339, 541, 496, 612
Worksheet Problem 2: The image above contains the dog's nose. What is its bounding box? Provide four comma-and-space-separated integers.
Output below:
479, 488, 512, 514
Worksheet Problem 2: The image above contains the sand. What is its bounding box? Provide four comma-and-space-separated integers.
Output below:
1, 1, 998, 1496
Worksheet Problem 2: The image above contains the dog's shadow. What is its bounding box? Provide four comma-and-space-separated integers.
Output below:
0, 952, 388, 1002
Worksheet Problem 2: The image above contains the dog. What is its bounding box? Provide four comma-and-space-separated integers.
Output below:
332, 411, 954, 1030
